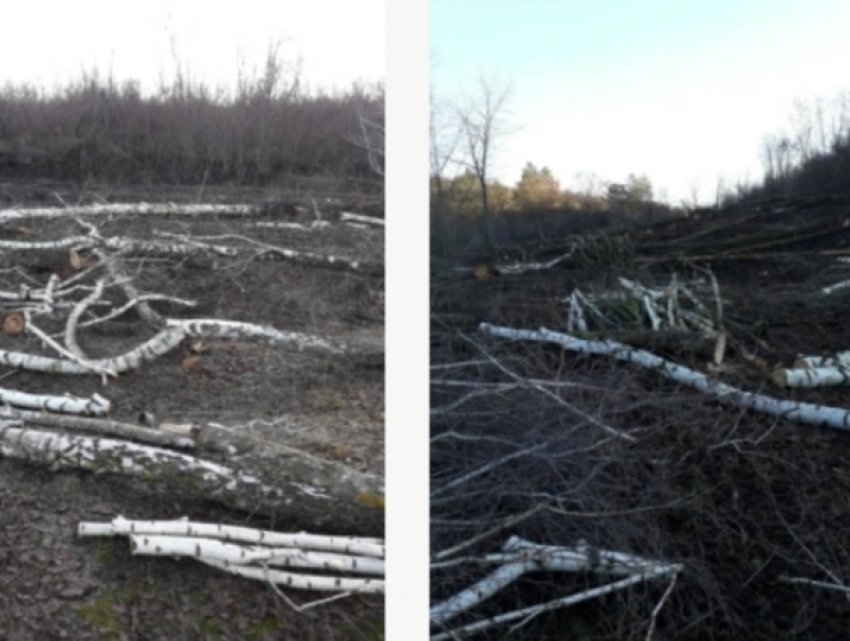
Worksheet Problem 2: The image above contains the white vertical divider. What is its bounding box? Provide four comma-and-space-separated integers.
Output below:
387, 0, 430, 639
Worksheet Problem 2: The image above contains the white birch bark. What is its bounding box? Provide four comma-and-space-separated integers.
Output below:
64, 278, 106, 359
1, 318, 356, 376
94, 248, 164, 327
74, 294, 196, 329
0, 235, 93, 251
0, 327, 185, 375
479, 323, 850, 430
430, 535, 680, 628
823, 280, 850, 295
153, 229, 381, 273
199, 558, 384, 593
1, 407, 194, 447
773, 366, 850, 388
431, 571, 673, 641
192, 422, 384, 535
618, 277, 669, 300
431, 561, 527, 627
0, 419, 383, 535
340, 212, 385, 227
0, 423, 380, 534
0, 202, 259, 225
123, 533, 384, 576
250, 221, 331, 230
0, 423, 267, 488
567, 291, 588, 332
105, 236, 240, 257
493, 252, 573, 275
78, 516, 384, 557
794, 351, 850, 369
167, 319, 345, 353
23, 314, 117, 378
254, 245, 380, 273
0, 389, 109, 414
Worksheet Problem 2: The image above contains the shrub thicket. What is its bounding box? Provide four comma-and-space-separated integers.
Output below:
0, 56, 383, 188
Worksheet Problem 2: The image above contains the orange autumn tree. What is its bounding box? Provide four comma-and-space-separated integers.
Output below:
514, 163, 561, 210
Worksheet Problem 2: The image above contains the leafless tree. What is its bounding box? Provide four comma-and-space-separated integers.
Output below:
430, 52, 463, 253
454, 72, 514, 245
686, 178, 702, 211
348, 84, 385, 182
714, 175, 729, 208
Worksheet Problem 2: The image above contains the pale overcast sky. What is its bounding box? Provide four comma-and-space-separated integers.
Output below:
0, 1, 384, 95
431, 0, 850, 204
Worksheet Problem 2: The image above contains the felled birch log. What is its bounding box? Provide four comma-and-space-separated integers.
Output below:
250, 221, 331, 230
251, 245, 382, 275
131, 535, 384, 575
0, 202, 259, 225
79, 516, 384, 556
0, 421, 384, 536
794, 351, 850, 369
171, 318, 382, 363
0, 407, 194, 448
479, 323, 850, 430
78, 526, 385, 592
0, 233, 380, 276
340, 212, 385, 227
0, 236, 93, 251
0, 328, 185, 375
1, 317, 367, 377
195, 422, 384, 536
168, 319, 345, 353
431, 571, 672, 641
0, 388, 109, 414
822, 280, 850, 295
772, 366, 850, 388
152, 230, 382, 274
199, 559, 383, 593
430, 535, 680, 628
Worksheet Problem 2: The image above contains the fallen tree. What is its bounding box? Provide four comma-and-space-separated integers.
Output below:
79, 516, 385, 606
0, 419, 383, 536
0, 206, 384, 538
430, 536, 680, 639
479, 323, 850, 430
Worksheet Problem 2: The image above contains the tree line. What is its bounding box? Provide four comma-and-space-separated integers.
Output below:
0, 45, 384, 190
430, 63, 665, 256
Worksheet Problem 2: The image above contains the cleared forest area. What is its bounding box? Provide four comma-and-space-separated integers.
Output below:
0, 54, 384, 641
431, 188, 850, 638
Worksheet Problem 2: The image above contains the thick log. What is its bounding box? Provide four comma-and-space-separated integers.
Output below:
194, 422, 384, 536
773, 366, 850, 388
0, 420, 384, 537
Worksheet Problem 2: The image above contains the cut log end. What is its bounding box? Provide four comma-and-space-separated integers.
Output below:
3, 313, 25, 335
474, 264, 500, 281
793, 357, 812, 369
771, 368, 789, 386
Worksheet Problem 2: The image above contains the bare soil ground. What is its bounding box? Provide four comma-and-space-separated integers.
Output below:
0, 179, 384, 640
431, 196, 850, 639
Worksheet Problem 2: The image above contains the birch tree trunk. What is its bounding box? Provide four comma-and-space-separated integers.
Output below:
0, 420, 384, 537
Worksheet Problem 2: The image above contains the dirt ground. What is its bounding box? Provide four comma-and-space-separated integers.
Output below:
0, 179, 384, 639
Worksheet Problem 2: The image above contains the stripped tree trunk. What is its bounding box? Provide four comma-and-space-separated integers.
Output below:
0, 420, 384, 536
480, 323, 850, 430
